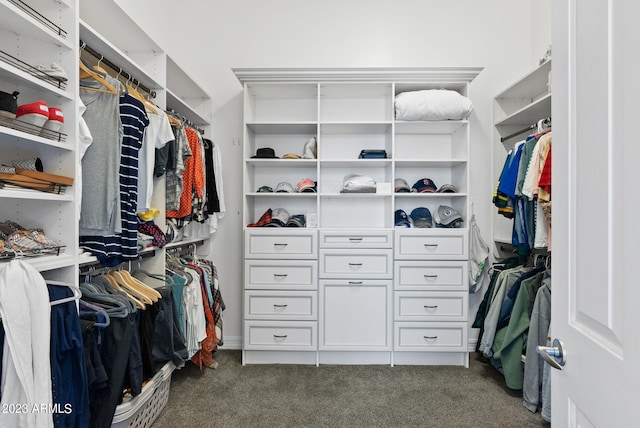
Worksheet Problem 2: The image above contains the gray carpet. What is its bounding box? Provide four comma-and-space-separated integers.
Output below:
152, 350, 549, 428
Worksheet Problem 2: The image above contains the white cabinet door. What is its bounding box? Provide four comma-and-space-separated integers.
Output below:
319, 280, 391, 351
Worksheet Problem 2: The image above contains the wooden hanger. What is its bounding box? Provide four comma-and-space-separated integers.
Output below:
92, 55, 108, 75
119, 270, 162, 302
103, 272, 146, 309
79, 59, 118, 95
166, 111, 183, 126
112, 271, 156, 305
125, 82, 158, 115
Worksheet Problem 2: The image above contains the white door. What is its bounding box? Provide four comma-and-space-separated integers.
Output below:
551, 0, 640, 426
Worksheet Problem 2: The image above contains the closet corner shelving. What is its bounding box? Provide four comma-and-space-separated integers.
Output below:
235, 67, 481, 367
79, 0, 212, 273
492, 60, 552, 245
0, 0, 79, 283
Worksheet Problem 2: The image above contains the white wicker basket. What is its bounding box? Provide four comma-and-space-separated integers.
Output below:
111, 361, 175, 428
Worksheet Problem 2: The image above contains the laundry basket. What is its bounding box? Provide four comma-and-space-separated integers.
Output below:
111, 361, 176, 428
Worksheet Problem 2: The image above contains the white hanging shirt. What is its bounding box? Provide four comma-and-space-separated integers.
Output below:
0, 260, 53, 428
137, 109, 174, 211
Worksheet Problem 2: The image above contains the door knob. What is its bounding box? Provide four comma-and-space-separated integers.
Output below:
536, 338, 566, 370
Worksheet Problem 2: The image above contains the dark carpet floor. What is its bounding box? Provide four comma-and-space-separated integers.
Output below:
151, 350, 549, 428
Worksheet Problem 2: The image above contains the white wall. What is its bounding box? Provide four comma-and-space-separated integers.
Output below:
119, 0, 543, 349
531, 0, 552, 66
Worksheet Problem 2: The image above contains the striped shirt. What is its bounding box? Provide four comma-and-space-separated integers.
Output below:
80, 93, 149, 266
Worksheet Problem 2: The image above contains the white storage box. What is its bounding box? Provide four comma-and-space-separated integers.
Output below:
111, 361, 175, 428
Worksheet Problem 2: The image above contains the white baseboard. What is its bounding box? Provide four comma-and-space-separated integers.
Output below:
467, 338, 478, 352
218, 335, 242, 350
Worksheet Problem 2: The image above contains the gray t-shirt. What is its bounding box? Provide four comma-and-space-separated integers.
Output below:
79, 75, 122, 235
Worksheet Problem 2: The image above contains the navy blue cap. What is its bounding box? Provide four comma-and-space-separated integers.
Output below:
395, 209, 411, 227
410, 207, 433, 228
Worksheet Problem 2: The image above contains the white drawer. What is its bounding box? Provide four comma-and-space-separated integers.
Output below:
394, 322, 468, 352
245, 229, 317, 259
245, 260, 317, 290
245, 291, 317, 320
394, 261, 468, 291
319, 249, 393, 279
319, 230, 393, 249
244, 321, 317, 350
394, 291, 468, 321
395, 229, 468, 260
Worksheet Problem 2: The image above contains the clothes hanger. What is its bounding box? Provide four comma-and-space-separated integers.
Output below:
79, 299, 111, 327
111, 270, 151, 303
116, 269, 162, 302
79, 288, 129, 318
103, 271, 146, 309
141, 87, 159, 115
79, 58, 118, 95
110, 270, 154, 306
80, 272, 131, 317
46, 280, 82, 306
125, 80, 158, 114
94, 55, 108, 75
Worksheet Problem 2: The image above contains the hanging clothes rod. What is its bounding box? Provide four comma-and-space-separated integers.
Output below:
166, 240, 204, 251
78, 249, 156, 271
79, 40, 157, 99
500, 117, 552, 143
166, 108, 205, 134
501, 124, 536, 143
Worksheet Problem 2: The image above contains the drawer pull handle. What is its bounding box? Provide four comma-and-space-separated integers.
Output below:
424, 244, 439, 248
349, 281, 363, 285
273, 304, 288, 308
348, 263, 363, 266
423, 336, 438, 340
273, 243, 288, 247
349, 237, 363, 242
424, 305, 438, 309
273, 274, 288, 278
423, 274, 438, 279
273, 334, 288, 338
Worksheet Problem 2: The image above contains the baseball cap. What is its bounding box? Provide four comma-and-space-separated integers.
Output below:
395, 209, 412, 227
435, 205, 463, 228
437, 183, 458, 193
275, 182, 296, 193
265, 208, 290, 227
257, 185, 273, 193
394, 178, 411, 193
412, 178, 437, 193
283, 153, 301, 159
410, 207, 433, 228
286, 214, 306, 227
297, 178, 316, 193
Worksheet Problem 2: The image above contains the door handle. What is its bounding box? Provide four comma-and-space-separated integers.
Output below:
536, 338, 566, 370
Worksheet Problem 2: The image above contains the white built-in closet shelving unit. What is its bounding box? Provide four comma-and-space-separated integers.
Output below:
78, 0, 212, 272
493, 59, 551, 245
235, 68, 481, 367
0, 0, 211, 282
0, 0, 79, 279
